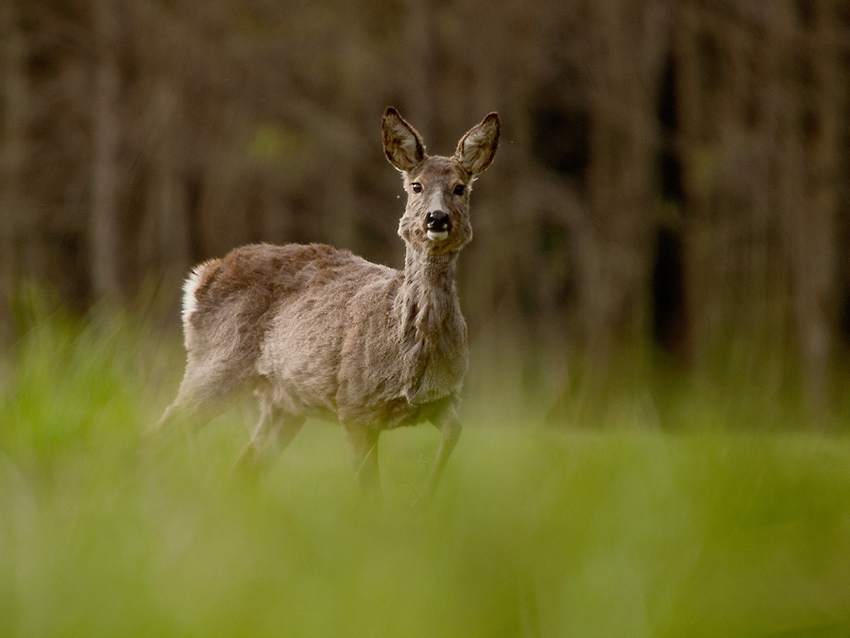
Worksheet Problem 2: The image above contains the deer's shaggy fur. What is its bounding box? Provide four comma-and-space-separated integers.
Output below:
157, 107, 500, 499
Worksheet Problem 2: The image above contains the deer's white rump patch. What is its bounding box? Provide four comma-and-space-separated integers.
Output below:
181, 264, 208, 322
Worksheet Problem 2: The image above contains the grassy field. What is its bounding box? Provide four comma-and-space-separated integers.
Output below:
2, 304, 850, 637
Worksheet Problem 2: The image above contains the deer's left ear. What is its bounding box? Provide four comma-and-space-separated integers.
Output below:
455, 113, 500, 175
382, 107, 426, 172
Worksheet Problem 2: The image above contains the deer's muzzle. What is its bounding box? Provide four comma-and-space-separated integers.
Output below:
425, 211, 451, 241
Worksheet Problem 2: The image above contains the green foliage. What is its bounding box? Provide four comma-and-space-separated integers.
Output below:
1, 310, 849, 637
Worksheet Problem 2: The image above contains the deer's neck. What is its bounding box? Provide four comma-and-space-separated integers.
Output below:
395, 248, 465, 390
392, 247, 466, 403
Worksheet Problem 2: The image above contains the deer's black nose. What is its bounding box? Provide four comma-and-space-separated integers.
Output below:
425, 211, 450, 232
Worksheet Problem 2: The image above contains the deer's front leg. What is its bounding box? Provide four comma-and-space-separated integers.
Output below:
425, 410, 462, 501
343, 424, 382, 499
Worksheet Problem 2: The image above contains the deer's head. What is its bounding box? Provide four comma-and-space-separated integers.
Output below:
382, 107, 500, 257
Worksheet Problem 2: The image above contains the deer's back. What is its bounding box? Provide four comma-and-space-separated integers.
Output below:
187, 243, 392, 319
183, 243, 409, 420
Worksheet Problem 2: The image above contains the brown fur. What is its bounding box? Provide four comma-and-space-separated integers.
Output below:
156, 107, 500, 499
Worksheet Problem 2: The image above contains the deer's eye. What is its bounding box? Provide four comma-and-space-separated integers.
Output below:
411, 182, 423, 194
453, 184, 465, 196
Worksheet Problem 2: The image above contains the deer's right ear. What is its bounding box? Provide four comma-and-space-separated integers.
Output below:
382, 107, 426, 172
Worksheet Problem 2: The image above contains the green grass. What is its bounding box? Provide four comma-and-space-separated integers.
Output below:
2, 307, 850, 637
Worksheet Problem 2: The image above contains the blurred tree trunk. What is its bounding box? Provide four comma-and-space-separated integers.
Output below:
0, 0, 25, 342
583, 0, 672, 369
675, 0, 842, 418
89, 0, 123, 299
677, 4, 785, 370
324, 23, 362, 253
677, 4, 755, 371
145, 79, 191, 286
778, 1, 841, 418
402, 0, 435, 139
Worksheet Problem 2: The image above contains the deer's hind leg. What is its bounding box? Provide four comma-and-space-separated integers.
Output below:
150, 356, 250, 440
235, 392, 305, 472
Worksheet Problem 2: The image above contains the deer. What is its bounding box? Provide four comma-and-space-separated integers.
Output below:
155, 107, 500, 500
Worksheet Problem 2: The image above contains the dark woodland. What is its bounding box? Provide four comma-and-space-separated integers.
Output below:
2, 0, 849, 422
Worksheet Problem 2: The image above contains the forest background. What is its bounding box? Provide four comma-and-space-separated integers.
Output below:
2, 0, 849, 426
